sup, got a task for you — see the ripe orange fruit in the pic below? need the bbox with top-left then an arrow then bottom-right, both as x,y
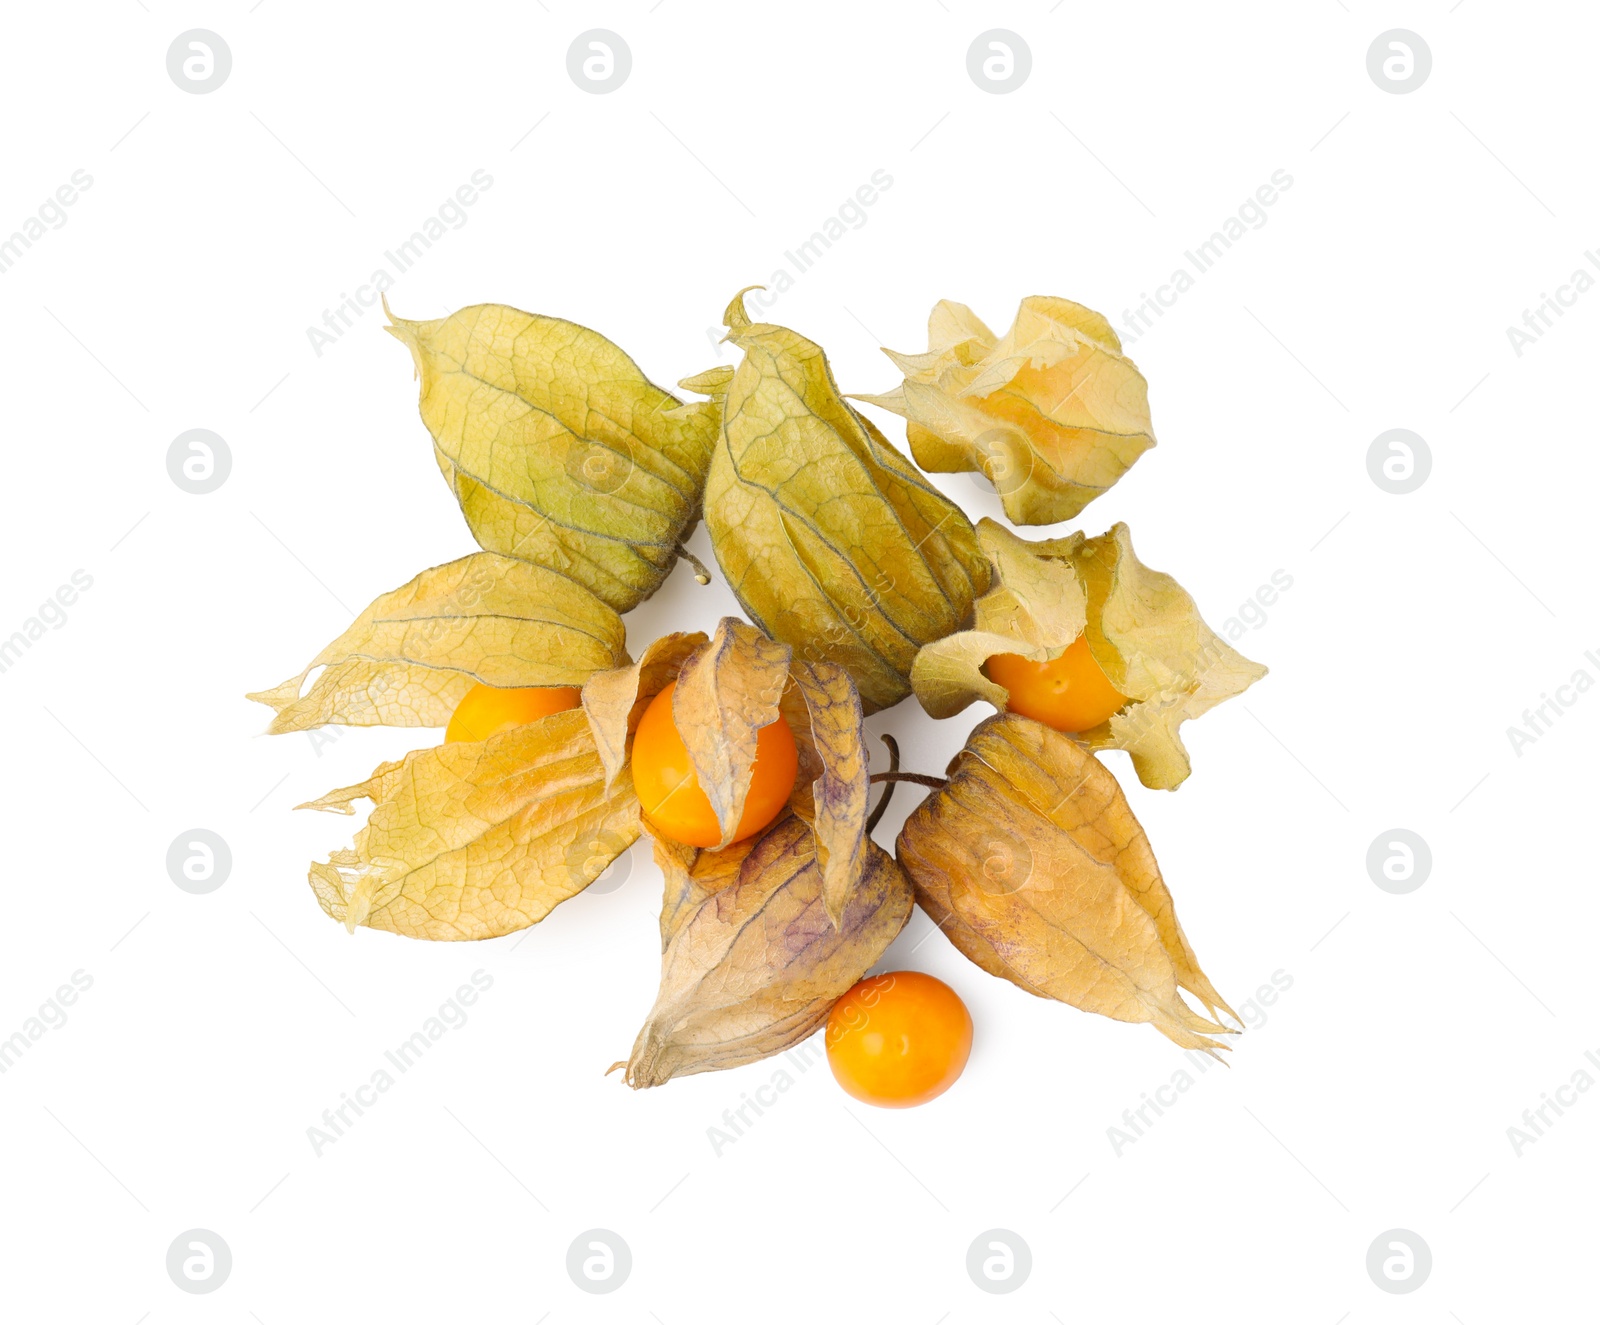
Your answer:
826,971 -> 973,1107
983,634 -> 1128,733
444,683 -> 581,743
630,681 -> 798,848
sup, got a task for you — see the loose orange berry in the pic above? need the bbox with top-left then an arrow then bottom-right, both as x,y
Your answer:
826,971 -> 973,1107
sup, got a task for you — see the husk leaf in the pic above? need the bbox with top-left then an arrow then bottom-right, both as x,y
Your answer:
671,617 -> 792,849
386,302 -> 720,612
622,813 -> 912,1087
911,519 -> 1265,790
690,290 -> 991,713
580,631 -> 708,792
896,713 -> 1235,1051
854,296 -> 1155,524
248,552 -> 627,733
301,708 -> 640,939
780,659 -> 871,928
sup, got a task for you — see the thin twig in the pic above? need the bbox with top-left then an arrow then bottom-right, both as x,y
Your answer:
866,734 -> 900,834
868,771 -> 947,790
675,543 -> 712,585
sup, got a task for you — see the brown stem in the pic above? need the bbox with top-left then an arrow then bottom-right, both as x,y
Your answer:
675,544 -> 713,585
865,734 -> 900,834
868,771 -> 948,790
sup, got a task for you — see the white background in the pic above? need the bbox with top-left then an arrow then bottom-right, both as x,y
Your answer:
1,2 -> 1594,1320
